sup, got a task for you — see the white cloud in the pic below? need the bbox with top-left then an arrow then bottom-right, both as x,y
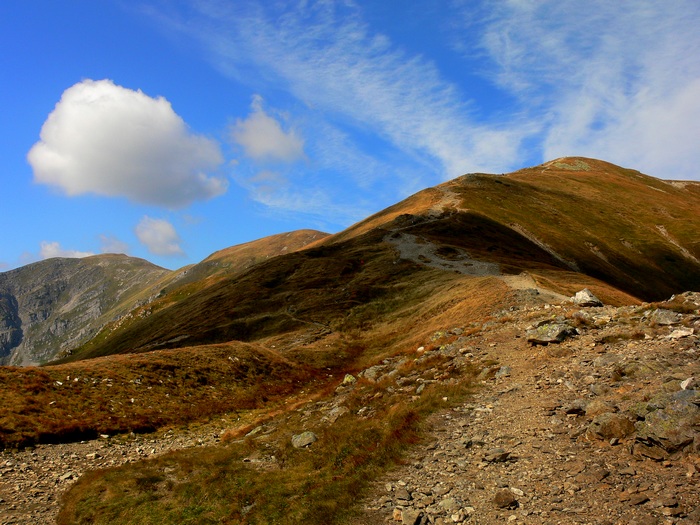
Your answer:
230,95 -> 305,163
473,0 -> 700,180
99,235 -> 130,255
28,79 -> 228,207
39,241 -> 95,260
135,216 -> 184,257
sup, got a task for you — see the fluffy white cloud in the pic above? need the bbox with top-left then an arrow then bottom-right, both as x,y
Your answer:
39,241 -> 94,260
230,96 -> 305,163
28,79 -> 228,207
135,216 -> 184,256
99,235 -> 130,255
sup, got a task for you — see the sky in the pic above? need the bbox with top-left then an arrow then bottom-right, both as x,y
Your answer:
2,1 -> 699,271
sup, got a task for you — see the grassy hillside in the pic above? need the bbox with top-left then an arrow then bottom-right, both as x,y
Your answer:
3,156 -> 694,524
60,158 -> 700,365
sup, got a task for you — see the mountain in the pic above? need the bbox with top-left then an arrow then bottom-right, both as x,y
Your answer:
1,157 -> 699,524
0,230 -> 328,366
60,157 -> 700,363
0,254 -> 169,365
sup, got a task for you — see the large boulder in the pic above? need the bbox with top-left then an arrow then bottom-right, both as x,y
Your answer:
526,322 -> 577,345
572,288 -> 603,307
634,390 -> 700,455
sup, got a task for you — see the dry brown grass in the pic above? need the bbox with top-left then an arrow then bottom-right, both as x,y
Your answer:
57,348 -> 477,525
0,342 -> 316,449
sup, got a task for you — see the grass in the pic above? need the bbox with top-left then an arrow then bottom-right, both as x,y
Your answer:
0,342 -> 315,449
57,351 -> 477,525
7,155 -> 695,521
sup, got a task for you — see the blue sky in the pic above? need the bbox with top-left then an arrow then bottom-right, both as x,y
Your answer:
2,1 -> 699,271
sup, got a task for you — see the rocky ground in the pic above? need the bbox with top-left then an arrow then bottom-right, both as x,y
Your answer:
0,418 -> 232,524
348,291 -> 700,525
1,290 -> 698,525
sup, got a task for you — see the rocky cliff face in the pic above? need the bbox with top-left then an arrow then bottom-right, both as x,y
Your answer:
0,255 -> 169,365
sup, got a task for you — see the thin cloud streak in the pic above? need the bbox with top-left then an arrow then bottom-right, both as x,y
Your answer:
470,0 -> 700,180
176,1 -> 529,178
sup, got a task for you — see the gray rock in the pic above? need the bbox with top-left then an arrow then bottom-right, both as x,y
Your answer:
326,406 -> 349,423
635,390 -> 700,453
650,308 -> 681,326
395,487 -> 412,501
438,496 -> 460,512
526,322 -> 577,345
572,288 -> 603,307
494,366 -> 511,378
361,365 -> 386,382
681,377 -> 697,390
291,431 -> 318,448
401,509 -> 424,525
668,327 -> 694,340
564,399 -> 588,415
483,448 -> 510,463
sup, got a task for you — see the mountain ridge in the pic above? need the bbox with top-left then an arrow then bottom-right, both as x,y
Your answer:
57,157 -> 700,364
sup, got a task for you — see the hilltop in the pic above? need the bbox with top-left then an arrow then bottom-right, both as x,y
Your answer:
0,254 -> 168,366
0,157 -> 697,524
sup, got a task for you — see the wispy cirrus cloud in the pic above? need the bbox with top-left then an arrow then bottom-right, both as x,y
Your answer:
467,0 -> 700,180
160,1 -> 528,179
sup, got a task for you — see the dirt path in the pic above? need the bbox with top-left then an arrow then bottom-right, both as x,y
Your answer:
345,299 -> 700,525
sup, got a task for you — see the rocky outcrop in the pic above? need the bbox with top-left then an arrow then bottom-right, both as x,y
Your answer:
0,255 -> 168,365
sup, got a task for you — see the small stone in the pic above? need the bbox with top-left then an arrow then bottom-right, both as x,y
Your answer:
401,509 -> 423,525
587,412 -> 635,440
669,328 -> 694,340
651,309 -> 680,326
291,431 -> 318,448
395,487 -> 411,501
680,377 -> 697,390
483,448 -> 510,463
493,489 -> 518,509
629,493 -> 650,505
495,366 -> 511,378
438,497 -> 459,512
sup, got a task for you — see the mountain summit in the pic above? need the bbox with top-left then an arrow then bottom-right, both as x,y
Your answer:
59,157 -> 700,363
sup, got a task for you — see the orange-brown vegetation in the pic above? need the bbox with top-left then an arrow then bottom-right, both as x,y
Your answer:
1,157 -> 698,523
